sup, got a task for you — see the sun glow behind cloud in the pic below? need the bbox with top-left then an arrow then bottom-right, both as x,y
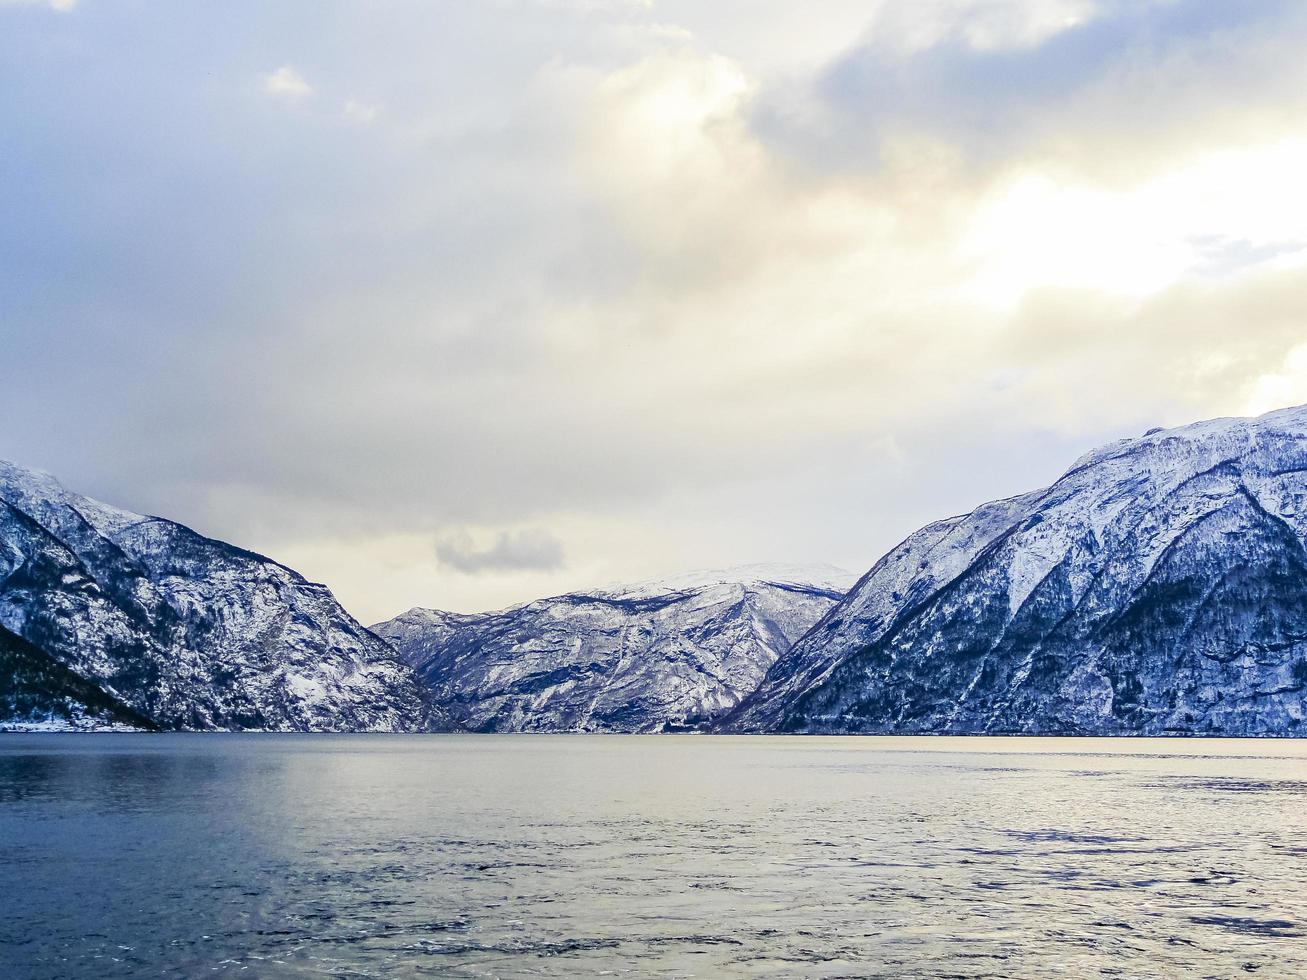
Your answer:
962,139 -> 1307,310
4,0 -> 1307,620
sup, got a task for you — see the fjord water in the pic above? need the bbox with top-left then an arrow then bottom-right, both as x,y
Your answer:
1,736 -> 1303,978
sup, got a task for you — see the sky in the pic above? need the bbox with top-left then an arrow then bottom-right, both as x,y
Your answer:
4,0 -> 1307,623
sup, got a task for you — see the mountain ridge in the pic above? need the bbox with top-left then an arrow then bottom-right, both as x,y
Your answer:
721,405 -> 1307,735
375,565 -> 853,732
7,404 -> 1307,736
0,459 -> 455,732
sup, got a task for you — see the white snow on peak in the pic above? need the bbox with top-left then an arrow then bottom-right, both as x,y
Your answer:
0,458 -> 148,537
600,563 -> 856,600
1060,403 -> 1307,479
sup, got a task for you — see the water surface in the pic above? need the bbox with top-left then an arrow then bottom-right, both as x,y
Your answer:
1,735 -> 1304,977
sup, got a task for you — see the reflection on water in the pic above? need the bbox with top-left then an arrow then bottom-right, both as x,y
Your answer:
0,735 -> 1304,978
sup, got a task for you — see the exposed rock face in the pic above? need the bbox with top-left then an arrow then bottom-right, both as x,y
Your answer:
374,566 -> 851,732
724,407 -> 1307,736
0,460 -> 454,732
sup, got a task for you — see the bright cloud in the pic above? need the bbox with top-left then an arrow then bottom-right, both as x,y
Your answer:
264,65 -> 312,99
1244,344 -> 1307,418
959,138 -> 1307,308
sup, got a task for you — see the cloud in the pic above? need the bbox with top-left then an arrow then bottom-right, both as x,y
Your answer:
1244,343 -> 1307,418
863,0 -> 1105,54
342,99 -> 378,124
754,0 -> 1307,178
953,138 -> 1307,309
264,65 -> 313,100
0,0 -> 75,10
5,0 -> 1307,621
436,528 -> 567,575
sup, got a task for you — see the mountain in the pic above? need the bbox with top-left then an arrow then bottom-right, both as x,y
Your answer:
0,460 -> 454,732
373,564 -> 852,732
723,406 -> 1307,736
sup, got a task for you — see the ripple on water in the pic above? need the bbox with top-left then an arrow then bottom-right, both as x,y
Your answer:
1188,915 -> 1302,937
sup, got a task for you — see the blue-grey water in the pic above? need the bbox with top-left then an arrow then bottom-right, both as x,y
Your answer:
0,735 -> 1304,978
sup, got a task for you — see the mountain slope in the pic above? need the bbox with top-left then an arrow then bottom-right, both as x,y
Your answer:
0,460 -> 454,732
374,565 -> 851,732
724,406 -> 1307,735
0,624 -> 158,731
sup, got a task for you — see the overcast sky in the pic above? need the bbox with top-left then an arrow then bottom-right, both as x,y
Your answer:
4,0 -> 1307,622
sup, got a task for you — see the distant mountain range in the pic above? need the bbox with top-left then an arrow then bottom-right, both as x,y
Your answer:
373,565 -> 852,732
5,405 -> 1307,735
0,461 -> 453,732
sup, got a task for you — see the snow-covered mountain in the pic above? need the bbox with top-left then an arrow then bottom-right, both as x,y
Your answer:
374,565 -> 852,732
724,406 -> 1307,736
0,460 -> 454,732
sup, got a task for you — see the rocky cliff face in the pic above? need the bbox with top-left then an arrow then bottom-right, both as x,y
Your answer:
724,407 -> 1307,735
0,460 -> 453,732
375,566 -> 850,732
